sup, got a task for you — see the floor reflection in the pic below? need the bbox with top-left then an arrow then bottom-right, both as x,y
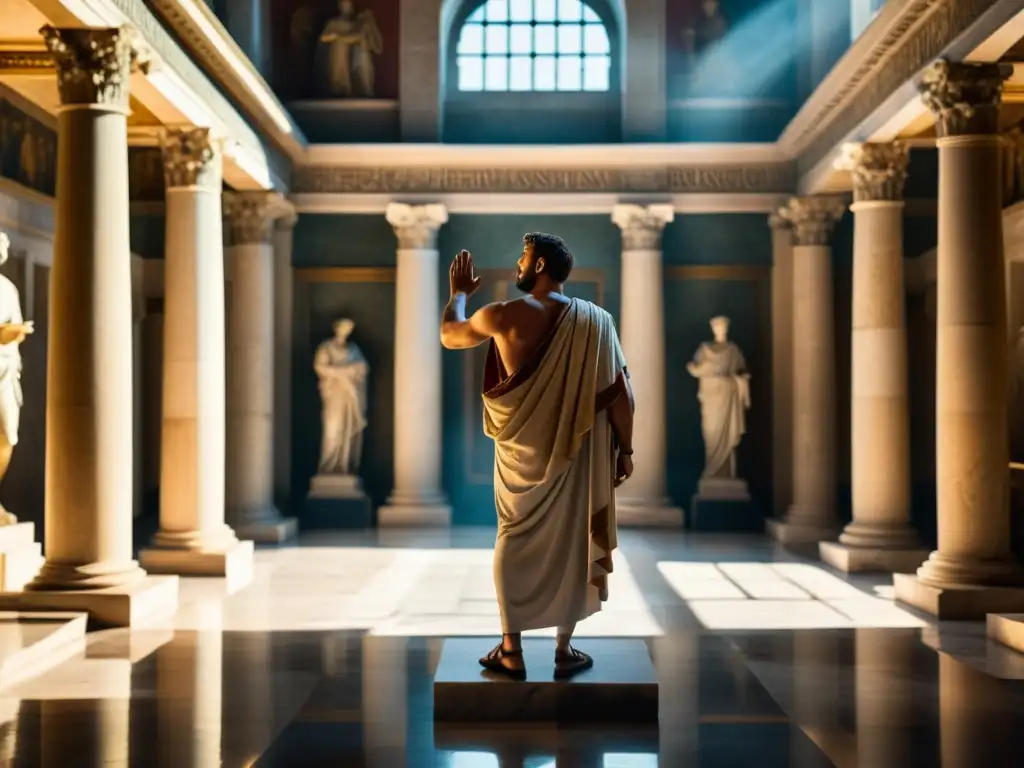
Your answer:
4,532 -> 1024,766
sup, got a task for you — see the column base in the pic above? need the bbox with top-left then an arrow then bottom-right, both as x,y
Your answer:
615,500 -> 683,528
378,503 -> 451,527
893,572 -> 1024,620
235,517 -> 298,544
765,517 -> 841,546
987,614 -> 1024,654
139,539 -> 254,591
819,541 -> 929,573
0,523 -> 44,591
0,575 -> 179,628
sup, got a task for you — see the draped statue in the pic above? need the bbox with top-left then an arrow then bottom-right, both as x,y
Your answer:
314,318 -> 369,477
687,316 -> 750,480
0,232 -> 32,526
316,0 -> 383,98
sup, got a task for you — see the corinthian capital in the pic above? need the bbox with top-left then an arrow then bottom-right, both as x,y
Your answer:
160,127 -> 223,190
41,25 -> 153,110
836,142 -> 910,203
385,203 -> 448,250
223,191 -> 283,246
611,204 -> 674,251
780,196 -> 846,247
918,59 -> 1011,137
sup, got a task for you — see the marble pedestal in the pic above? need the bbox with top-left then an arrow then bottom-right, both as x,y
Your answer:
689,478 -> 760,531
765,518 -> 841,546
433,638 -> 658,724
304,474 -> 373,529
0,576 -> 179,629
140,540 -> 254,593
0,523 -> 43,591
616,501 -> 684,528
892,573 -> 1024,620
819,541 -> 929,574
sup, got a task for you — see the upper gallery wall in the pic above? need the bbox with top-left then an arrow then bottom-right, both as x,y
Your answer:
264,0 -> 859,143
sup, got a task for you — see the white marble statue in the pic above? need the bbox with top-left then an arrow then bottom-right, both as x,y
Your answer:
314,318 -> 368,477
317,0 -> 383,98
0,232 -> 33,525
687,315 -> 750,481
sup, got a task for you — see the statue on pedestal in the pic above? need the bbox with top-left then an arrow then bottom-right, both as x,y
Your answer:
687,315 -> 750,498
0,232 -> 33,525
315,318 -> 368,477
316,0 -> 383,98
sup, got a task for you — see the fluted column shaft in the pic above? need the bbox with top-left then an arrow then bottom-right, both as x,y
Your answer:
379,203 -> 451,527
820,143 -> 926,572
766,196 -> 846,546
611,204 -> 681,527
29,27 -> 148,589
224,192 -> 297,543
894,60 -> 1024,618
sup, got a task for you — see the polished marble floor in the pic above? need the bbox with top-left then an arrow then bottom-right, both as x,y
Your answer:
2,528 -> 1024,766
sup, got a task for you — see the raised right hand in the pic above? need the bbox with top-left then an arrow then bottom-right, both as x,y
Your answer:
450,250 -> 482,297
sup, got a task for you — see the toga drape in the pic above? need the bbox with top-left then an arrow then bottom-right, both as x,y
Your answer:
481,298 -> 629,633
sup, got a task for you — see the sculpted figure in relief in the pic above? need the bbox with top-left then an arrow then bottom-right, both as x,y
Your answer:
315,318 -> 369,476
687,316 -> 750,480
316,0 -> 383,98
0,233 -> 33,525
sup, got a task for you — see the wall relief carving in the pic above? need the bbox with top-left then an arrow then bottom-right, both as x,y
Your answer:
0,100 -> 57,198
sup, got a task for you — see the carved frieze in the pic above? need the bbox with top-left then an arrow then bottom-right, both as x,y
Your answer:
918,59 -> 1010,137
384,203 -> 448,250
780,196 -> 847,247
293,164 -> 796,195
160,127 -> 223,190
223,191 -> 282,246
0,51 -> 53,75
837,142 -> 910,202
611,204 -> 674,251
41,26 -> 152,110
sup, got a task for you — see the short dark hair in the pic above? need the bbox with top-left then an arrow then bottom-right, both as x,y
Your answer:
524,232 -> 574,283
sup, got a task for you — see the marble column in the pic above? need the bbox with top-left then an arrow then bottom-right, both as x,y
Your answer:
272,207 -> 296,513
139,128 -> 254,587
223,191 -> 298,543
379,203 -> 451,527
611,204 -> 682,526
770,213 -> 795,516
765,195 -> 846,546
820,142 -> 928,573
0,27 -> 179,627
894,60 -> 1024,619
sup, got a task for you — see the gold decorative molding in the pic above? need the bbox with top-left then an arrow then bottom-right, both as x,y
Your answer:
0,50 -> 53,76
665,265 -> 770,283
294,165 -> 797,196
294,267 -> 395,283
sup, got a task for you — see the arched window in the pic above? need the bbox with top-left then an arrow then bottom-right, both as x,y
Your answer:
455,0 -> 612,93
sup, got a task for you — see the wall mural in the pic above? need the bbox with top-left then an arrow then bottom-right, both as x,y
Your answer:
666,0 -> 797,101
274,0 -> 399,101
0,100 -> 57,197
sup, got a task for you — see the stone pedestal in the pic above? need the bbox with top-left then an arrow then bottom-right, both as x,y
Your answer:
766,196 -> 846,546
223,192 -> 297,544
379,204 -> 451,527
0,27 -> 179,627
611,204 -> 683,528
690,477 -> 760,531
433,638 -> 658,724
0,523 -> 42,592
893,61 -> 1024,619
139,127 -> 253,588
304,474 -> 373,529
820,142 -> 926,573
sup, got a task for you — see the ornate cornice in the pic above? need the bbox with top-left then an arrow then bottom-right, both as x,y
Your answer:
611,204 -> 674,251
918,59 -> 1010,137
0,50 -> 53,75
41,26 -> 152,110
837,142 -> 910,202
293,164 -> 796,195
385,203 -> 448,250
223,191 -> 282,246
160,127 -> 223,190
791,0 -> 997,178
780,196 -> 847,247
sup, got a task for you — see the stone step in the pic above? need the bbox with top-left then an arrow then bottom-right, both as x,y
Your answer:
0,542 -> 43,591
0,611 -> 88,691
433,637 -> 659,724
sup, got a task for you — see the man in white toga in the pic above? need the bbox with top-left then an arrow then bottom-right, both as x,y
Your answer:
440,233 -> 635,680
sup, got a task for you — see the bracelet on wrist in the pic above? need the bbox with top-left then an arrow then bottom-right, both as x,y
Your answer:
619,449 -> 633,456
